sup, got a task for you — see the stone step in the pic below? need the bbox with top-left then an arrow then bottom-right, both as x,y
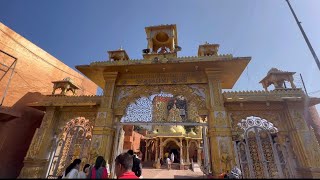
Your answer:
192,163 -> 202,173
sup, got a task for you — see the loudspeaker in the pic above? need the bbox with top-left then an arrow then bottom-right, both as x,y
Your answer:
174,45 -> 182,52
142,48 -> 150,54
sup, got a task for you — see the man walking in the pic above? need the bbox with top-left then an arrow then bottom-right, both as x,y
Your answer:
127,150 -> 142,178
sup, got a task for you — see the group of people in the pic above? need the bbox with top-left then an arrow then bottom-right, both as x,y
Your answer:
61,156 -> 108,179
165,152 -> 175,170
60,149 -> 142,179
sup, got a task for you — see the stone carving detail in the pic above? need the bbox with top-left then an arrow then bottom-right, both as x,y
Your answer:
187,102 -> 200,122
19,166 -> 44,179
301,130 -> 320,167
212,82 -> 222,107
115,87 -> 133,103
238,116 -> 278,134
214,111 -> 226,127
219,137 -> 232,173
89,135 -> 103,164
97,112 -> 107,118
290,110 -> 307,130
188,85 -> 206,99
230,111 -> 280,134
60,111 -> 96,125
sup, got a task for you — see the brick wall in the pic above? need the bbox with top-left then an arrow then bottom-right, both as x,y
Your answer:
0,22 -> 98,178
0,22 -> 98,107
123,125 -> 145,153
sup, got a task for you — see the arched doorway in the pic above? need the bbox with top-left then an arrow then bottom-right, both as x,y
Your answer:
234,116 -> 293,178
164,140 -> 181,163
47,117 -> 92,178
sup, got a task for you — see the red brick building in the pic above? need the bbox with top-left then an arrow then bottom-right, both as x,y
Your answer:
122,125 -> 146,153
0,22 -> 97,178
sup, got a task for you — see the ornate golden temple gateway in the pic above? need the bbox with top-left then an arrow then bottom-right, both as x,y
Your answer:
19,24 -> 320,178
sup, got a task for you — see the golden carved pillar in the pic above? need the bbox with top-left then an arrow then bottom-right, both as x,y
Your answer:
179,138 -> 183,169
19,107 -> 57,178
91,72 -> 118,166
205,69 -> 235,176
154,138 -> 161,169
186,139 -> 190,163
285,103 -> 320,178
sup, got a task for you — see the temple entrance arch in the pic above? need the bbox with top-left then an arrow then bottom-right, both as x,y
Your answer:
111,86 -> 209,175
114,84 -> 207,117
233,116 -> 294,179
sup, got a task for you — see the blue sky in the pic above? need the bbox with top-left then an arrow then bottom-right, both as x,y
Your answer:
1,0 -> 320,110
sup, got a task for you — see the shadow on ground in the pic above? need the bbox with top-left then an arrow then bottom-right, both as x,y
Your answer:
174,175 -> 206,179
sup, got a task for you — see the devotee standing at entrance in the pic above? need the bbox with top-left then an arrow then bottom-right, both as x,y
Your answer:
127,150 -> 142,178
62,159 -> 81,179
115,153 -> 139,179
78,164 -> 90,178
171,152 -> 175,163
89,156 -> 108,179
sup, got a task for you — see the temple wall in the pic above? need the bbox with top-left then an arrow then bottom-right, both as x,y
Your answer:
0,22 -> 98,107
308,106 -> 320,145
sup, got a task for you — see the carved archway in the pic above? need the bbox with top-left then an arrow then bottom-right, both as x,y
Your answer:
114,84 -> 207,114
229,111 -> 282,135
163,138 -> 181,148
47,117 -> 92,178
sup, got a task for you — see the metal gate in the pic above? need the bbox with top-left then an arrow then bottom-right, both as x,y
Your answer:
234,116 -> 293,178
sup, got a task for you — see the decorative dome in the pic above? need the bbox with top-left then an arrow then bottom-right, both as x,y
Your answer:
169,127 -> 177,133
172,125 -> 186,134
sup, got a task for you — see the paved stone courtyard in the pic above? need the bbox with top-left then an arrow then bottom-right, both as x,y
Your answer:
141,163 -> 206,179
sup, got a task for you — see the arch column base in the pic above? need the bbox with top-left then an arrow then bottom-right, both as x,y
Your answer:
18,159 -> 48,178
